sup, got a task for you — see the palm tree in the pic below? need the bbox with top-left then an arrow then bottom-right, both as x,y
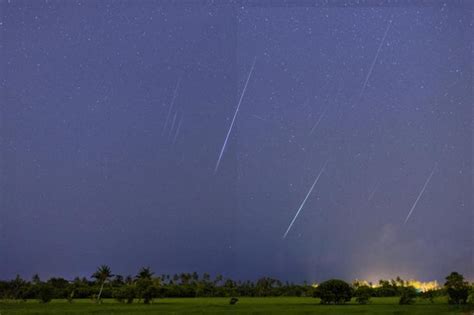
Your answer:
32,274 -> 41,285
136,267 -> 154,280
92,265 -> 113,302
125,275 -> 133,285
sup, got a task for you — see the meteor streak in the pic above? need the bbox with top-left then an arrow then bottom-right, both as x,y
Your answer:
283,161 -> 328,239
368,181 -> 380,201
162,77 -> 181,135
404,165 -> 436,224
172,116 -> 183,144
169,111 -> 178,137
309,108 -> 327,135
252,114 -> 267,121
214,57 -> 257,173
357,18 -> 392,102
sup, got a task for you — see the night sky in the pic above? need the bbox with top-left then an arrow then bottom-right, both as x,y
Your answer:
1,0 -> 472,283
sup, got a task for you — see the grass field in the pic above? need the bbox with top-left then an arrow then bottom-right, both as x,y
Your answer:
1,297 -> 473,314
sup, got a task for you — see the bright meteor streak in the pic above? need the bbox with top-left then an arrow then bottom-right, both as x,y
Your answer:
283,161 -> 328,239
404,165 -> 436,224
214,57 -> 257,173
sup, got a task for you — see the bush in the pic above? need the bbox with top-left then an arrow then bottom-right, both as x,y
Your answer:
399,286 -> 417,305
37,284 -> 54,303
354,285 -> 373,304
419,289 -> 436,303
315,279 -> 353,305
136,279 -> 158,304
467,288 -> 474,305
142,285 -> 157,304
445,272 -> 469,305
114,285 -> 135,304
229,297 -> 239,305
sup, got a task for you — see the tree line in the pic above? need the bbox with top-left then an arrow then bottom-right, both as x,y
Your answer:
0,266 -> 472,306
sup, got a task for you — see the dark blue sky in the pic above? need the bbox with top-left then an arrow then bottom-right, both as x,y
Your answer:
1,0 -> 472,283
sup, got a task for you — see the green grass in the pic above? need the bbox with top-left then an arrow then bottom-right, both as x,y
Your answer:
1,297 -> 473,314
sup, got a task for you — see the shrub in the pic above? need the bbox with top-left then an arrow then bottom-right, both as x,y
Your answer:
399,286 -> 417,305
37,284 -> 54,303
354,285 -> 373,304
419,289 -> 436,303
142,285 -> 157,304
467,288 -> 474,305
114,285 -> 135,304
136,279 -> 158,304
229,297 -> 239,305
445,272 -> 469,305
315,279 -> 353,305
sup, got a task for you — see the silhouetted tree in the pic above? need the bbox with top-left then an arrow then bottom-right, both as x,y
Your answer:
37,283 -> 54,303
136,267 -> 154,281
114,284 -> 136,304
354,285 -> 373,304
445,272 -> 469,304
32,274 -> 41,285
314,279 -> 353,304
135,267 -> 158,304
399,286 -> 417,305
92,265 -> 113,302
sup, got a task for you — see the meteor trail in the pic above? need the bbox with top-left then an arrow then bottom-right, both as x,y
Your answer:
368,181 -> 380,201
404,165 -> 436,224
169,111 -> 178,137
214,57 -> 257,173
162,77 -> 181,135
252,114 -> 267,121
309,108 -> 327,135
283,161 -> 328,239
172,116 -> 183,144
357,18 -> 392,102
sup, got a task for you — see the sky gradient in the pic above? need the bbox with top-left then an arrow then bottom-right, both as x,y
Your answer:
1,0 -> 472,283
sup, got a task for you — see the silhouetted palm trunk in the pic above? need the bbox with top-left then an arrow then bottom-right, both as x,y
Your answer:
97,281 -> 105,302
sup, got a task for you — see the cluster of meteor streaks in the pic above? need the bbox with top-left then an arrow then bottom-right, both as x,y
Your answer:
158,17 -> 439,241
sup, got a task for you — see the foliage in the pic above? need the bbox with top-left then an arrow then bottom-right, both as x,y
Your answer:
399,286 -> 417,305
229,297 -> 239,304
354,285 -> 373,304
374,279 -> 399,297
419,289 -> 436,303
37,284 -> 54,303
113,285 -> 135,304
467,287 -> 474,305
444,272 -> 469,305
314,279 -> 353,304
92,265 -> 113,302
2,269 -> 472,306
135,267 -> 159,304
